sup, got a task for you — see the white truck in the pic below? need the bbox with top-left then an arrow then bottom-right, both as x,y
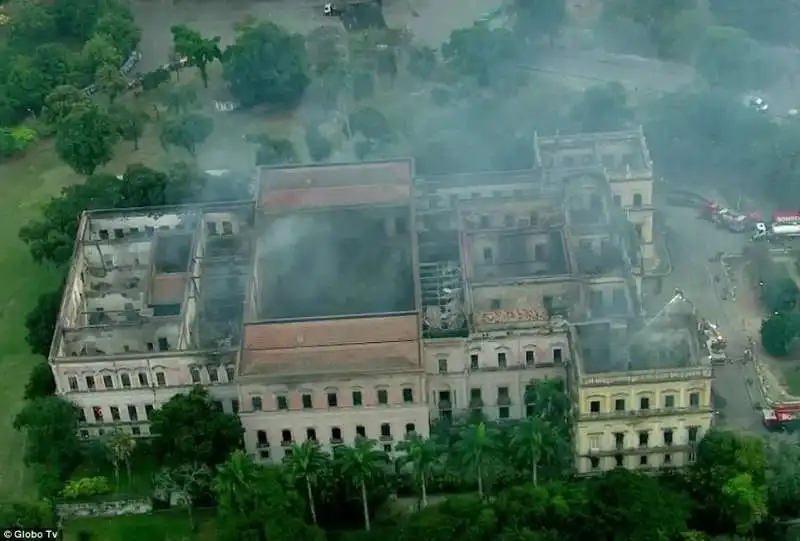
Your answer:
753,212 -> 800,241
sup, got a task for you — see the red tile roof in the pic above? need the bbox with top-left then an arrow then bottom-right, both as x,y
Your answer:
239,341 -> 420,376
244,314 -> 419,350
258,161 -> 412,210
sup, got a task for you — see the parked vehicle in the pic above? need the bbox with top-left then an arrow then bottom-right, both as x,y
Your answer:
701,201 -> 761,233
752,211 -> 800,241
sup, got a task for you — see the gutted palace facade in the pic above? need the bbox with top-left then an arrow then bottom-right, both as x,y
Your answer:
50,128 -> 708,470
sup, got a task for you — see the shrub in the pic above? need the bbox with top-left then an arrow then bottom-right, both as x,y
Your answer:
61,476 -> 112,500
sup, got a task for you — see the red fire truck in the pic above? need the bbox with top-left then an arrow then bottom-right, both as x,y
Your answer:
762,403 -> 800,430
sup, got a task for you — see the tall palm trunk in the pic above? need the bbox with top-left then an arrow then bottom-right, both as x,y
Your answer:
532,458 -> 538,487
360,479 -> 371,531
420,477 -> 428,508
477,464 -> 484,499
306,478 -> 318,524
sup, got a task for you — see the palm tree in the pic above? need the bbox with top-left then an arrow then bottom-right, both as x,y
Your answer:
510,418 -> 551,486
452,422 -> 496,499
335,437 -> 388,531
212,449 -> 260,517
106,429 -> 136,486
284,440 -> 329,524
395,434 -> 440,508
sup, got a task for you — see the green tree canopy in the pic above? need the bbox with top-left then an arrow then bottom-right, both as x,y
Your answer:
222,20 -> 310,108
570,82 -> 634,133
150,386 -> 244,467
171,25 -> 223,88
55,104 -> 119,175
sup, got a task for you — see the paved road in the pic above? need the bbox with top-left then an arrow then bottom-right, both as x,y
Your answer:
649,203 -> 767,434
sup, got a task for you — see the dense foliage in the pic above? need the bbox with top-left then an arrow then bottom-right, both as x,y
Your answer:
0,0 -> 140,126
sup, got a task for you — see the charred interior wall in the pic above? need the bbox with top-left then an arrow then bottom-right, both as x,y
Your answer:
257,207 -> 415,319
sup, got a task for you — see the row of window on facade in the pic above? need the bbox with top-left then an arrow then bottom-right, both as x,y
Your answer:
436,386 -> 536,421
72,335 -> 174,354
79,424 -> 151,440
95,218 -> 241,242
587,392 -> 703,414
436,349 -> 563,374
80,398 -> 239,426
66,364 -> 235,392
612,193 -> 645,208
588,451 -> 694,471
588,426 -> 701,452
249,387 -> 416,412
78,404 -> 155,425
254,422 -> 417,460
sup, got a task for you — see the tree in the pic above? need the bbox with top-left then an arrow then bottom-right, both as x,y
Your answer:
570,82 -> 634,133
24,287 -> 64,357
765,437 -> 800,518
587,470 -> 691,541
140,68 -> 171,92
709,0 -> 800,47
722,473 -> 768,536
6,55 -> 52,115
396,434 -> 440,508
442,25 -> 519,87
24,362 -> 56,400
13,396 -> 81,492
95,63 -> 127,103
160,113 -> 213,156
510,418 -> 552,486
94,8 -> 141,57
150,386 -> 244,467
0,501 -> 56,530
284,440 -> 329,524
335,437 -> 388,531
55,104 -> 119,175
111,106 -> 148,150
761,313 -> 794,357
452,422 -> 497,499
245,133 -> 298,166
155,463 -> 212,530
690,430 -> 767,533
222,20 -> 310,108
694,26 -> 764,90
510,0 -> 567,46
171,25 -> 222,88
51,0 -> 106,41
305,125 -> 333,162
80,35 -> 122,82
213,450 -> 324,541
106,429 -> 136,486
349,107 -> 393,143
600,0 -> 696,57
42,85 -> 90,126
8,0 -> 58,49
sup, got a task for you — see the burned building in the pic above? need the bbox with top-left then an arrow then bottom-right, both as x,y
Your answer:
49,203 -> 252,438
418,152 -> 640,423
238,160 -> 428,461
573,292 -> 714,473
52,130 -> 672,465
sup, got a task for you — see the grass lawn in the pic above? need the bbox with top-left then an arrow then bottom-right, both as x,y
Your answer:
0,70 -> 293,501
782,365 -> 800,397
63,509 -> 216,541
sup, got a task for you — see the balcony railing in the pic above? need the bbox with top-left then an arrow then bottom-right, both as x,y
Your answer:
580,367 -> 713,387
380,434 -> 393,442
579,405 -> 712,421
586,442 -> 696,457
256,441 -> 270,449
280,440 -> 293,447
